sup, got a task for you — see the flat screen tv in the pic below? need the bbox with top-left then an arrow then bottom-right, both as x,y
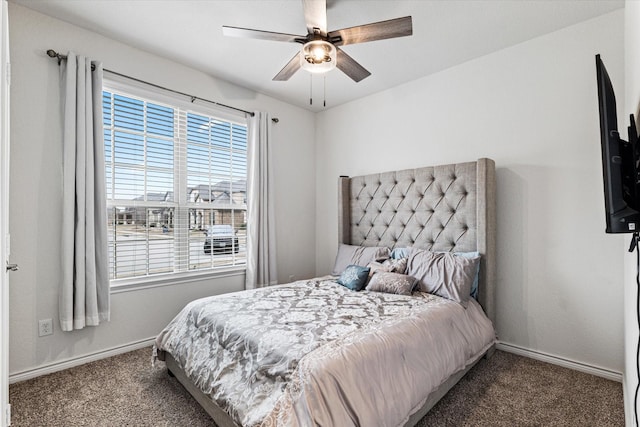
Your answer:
596,54 -> 640,233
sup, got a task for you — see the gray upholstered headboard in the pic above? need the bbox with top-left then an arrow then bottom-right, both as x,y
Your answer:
338,158 -> 496,323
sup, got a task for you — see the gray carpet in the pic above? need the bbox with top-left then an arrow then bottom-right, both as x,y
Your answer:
9,348 -> 623,426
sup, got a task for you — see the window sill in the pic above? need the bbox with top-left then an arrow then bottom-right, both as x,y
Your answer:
110,267 -> 246,294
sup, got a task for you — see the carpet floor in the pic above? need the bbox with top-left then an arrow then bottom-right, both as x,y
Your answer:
9,348 -> 623,426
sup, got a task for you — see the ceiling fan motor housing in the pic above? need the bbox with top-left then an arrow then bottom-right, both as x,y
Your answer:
301,40 -> 337,73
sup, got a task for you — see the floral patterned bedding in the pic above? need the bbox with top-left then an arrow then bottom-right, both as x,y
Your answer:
154,277 -> 496,427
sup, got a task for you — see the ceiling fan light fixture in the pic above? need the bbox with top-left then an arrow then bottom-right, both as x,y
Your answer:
300,40 -> 336,74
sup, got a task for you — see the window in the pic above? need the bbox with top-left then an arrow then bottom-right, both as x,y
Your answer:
103,86 -> 247,282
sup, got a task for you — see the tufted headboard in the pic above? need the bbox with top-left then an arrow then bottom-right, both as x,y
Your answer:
337,158 -> 496,322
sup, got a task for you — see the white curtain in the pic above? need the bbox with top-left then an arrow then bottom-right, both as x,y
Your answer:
246,112 -> 278,289
59,52 -> 110,331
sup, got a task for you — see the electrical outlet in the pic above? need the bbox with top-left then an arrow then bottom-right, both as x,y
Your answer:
38,318 -> 53,337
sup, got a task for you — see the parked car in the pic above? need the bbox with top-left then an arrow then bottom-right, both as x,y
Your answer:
203,224 -> 239,254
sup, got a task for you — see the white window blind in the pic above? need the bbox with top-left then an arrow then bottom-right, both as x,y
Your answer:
103,88 -> 247,281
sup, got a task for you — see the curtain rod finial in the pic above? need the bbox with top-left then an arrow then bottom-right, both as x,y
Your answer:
271,118 -> 279,123
46,49 -> 58,58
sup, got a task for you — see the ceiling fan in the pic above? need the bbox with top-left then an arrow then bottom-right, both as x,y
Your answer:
222,0 -> 413,83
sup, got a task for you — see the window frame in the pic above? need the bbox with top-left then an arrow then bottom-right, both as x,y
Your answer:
103,76 -> 249,290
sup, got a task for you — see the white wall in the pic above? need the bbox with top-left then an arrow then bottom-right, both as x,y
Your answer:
7,3 -> 316,375
7,0 -> 628,385
315,11 -> 625,373
624,1 -> 640,423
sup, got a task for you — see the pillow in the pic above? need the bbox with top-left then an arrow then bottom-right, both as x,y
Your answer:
406,249 -> 480,307
435,251 -> 481,299
390,247 -> 413,260
332,244 -> 390,275
453,251 -> 481,299
366,272 -> 417,296
367,257 -> 408,278
337,265 -> 371,291
385,257 -> 408,274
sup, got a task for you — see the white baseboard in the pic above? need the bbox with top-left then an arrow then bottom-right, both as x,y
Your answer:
9,337 -> 156,384
9,338 -> 622,385
496,341 -> 622,383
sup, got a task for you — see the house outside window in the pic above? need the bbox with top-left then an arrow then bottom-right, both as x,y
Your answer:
103,81 -> 248,284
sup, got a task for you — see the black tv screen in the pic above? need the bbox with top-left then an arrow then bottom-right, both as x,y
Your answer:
596,54 -> 640,233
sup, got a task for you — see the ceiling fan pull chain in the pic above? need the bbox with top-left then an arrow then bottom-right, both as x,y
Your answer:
323,75 -> 327,108
310,74 -> 313,105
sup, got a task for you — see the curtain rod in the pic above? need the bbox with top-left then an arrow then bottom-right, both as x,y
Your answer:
46,49 -> 280,123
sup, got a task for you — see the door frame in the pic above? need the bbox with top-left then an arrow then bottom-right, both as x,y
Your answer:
1,0 -> 10,425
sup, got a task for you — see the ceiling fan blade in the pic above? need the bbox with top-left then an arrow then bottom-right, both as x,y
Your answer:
336,48 -> 370,83
273,52 -> 303,81
328,16 -> 413,46
223,26 -> 304,43
302,0 -> 327,35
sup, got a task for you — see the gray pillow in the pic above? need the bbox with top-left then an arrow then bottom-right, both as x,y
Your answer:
366,272 -> 417,296
406,249 -> 480,307
332,244 -> 390,275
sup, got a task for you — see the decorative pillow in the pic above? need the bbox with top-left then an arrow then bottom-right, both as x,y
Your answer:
366,272 -> 417,296
337,265 -> 371,291
332,244 -> 390,275
390,247 -> 413,260
367,257 -> 408,278
406,249 -> 480,307
384,257 -> 408,274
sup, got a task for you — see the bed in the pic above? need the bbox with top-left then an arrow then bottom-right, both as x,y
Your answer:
154,158 -> 497,427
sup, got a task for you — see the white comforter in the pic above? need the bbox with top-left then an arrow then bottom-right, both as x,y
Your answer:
155,278 -> 496,427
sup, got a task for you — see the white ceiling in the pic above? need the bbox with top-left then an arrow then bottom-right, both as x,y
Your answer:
11,0 -> 624,112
